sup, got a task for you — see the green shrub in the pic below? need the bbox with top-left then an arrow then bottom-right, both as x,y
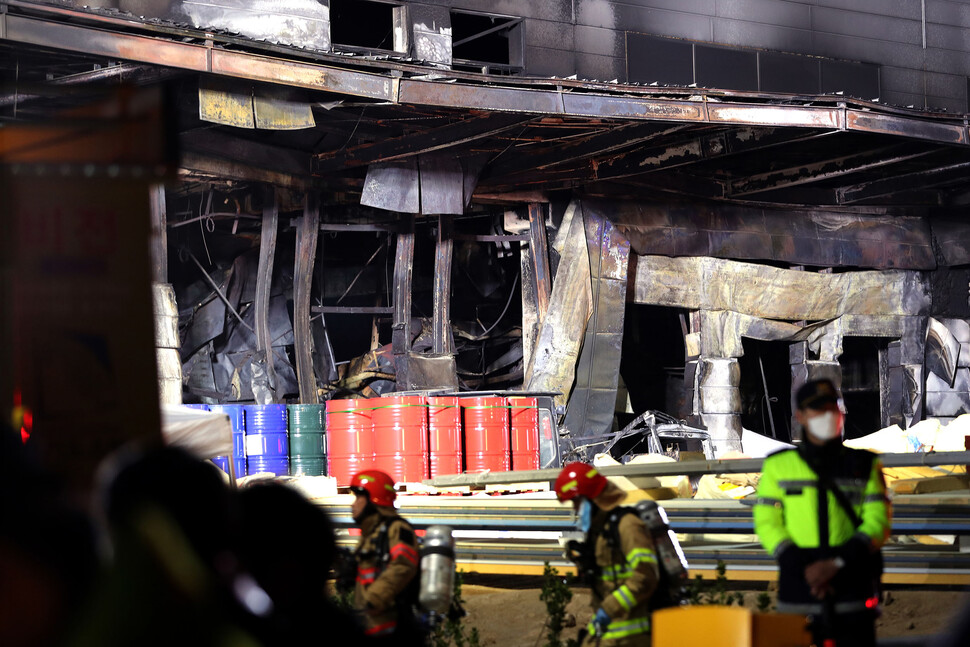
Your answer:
686,561 -> 744,606
539,563 -> 579,647
429,571 -> 481,647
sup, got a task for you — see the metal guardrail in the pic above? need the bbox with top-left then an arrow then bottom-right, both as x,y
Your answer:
320,498 -> 970,536
328,452 -> 970,583
424,451 -> 970,487
320,491 -> 970,583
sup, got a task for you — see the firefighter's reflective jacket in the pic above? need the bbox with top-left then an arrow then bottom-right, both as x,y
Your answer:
753,444 -> 891,615
353,506 -> 419,637
584,507 -> 660,645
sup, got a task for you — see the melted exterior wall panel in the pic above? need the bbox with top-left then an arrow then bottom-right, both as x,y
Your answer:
609,201 -> 936,270
43,1 -> 970,110
633,255 -> 931,321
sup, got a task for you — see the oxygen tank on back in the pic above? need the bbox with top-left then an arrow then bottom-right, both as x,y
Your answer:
419,525 -> 455,614
634,499 -> 689,607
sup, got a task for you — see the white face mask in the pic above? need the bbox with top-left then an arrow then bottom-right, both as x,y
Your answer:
806,411 -> 841,441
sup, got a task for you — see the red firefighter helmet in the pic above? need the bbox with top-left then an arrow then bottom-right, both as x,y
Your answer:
554,462 -> 607,502
350,469 -> 397,507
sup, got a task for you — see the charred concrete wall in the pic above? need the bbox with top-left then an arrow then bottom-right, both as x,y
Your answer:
47,1 -> 970,113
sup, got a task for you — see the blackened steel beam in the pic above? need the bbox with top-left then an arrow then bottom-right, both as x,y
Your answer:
433,215 -> 453,355
726,144 -> 942,197
594,127 -> 836,182
319,223 -> 400,233
627,172 -> 726,199
527,202 -> 551,327
180,151 -> 311,190
838,159 -> 970,204
255,186 -> 280,402
453,233 -> 529,242
149,183 -> 167,284
181,130 -> 311,178
313,113 -> 532,173
294,193 -> 320,404
479,127 -> 830,191
847,110 -> 969,146
5,4 -> 968,147
312,306 -> 394,315
392,215 -> 415,388
485,123 -> 691,179
2,12 -> 394,100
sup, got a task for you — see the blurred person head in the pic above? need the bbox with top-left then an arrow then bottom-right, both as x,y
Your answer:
236,482 -> 365,646
236,482 -> 337,606
349,469 -> 396,523
98,444 -> 237,572
795,379 -> 846,446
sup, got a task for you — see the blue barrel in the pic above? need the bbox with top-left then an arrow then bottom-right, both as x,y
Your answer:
209,404 -> 247,478
184,405 -> 230,475
211,456 -> 230,472
243,404 -> 289,476
288,404 -> 326,476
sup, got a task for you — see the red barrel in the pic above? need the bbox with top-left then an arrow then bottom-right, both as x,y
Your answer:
509,397 -> 540,471
372,396 -> 429,484
326,399 -> 375,486
428,397 -> 463,478
461,396 -> 510,472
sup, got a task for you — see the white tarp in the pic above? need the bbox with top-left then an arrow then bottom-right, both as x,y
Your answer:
844,415 -> 970,454
160,404 -> 232,460
740,429 -> 795,458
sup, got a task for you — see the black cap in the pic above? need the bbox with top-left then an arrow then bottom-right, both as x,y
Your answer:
796,379 -> 841,411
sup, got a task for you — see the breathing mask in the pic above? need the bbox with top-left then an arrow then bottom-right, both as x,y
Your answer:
575,498 -> 593,533
806,410 -> 842,441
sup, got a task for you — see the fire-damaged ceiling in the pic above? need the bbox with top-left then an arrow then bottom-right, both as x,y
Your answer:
4,0 -> 970,212
5,0 -> 970,444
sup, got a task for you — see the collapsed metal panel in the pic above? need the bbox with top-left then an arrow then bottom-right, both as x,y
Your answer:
182,0 -> 331,51
608,200 -> 936,270
633,255 -> 930,321
525,201 -> 592,409
562,203 -> 630,440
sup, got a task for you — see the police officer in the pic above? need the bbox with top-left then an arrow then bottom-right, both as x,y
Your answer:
349,469 -> 420,643
753,379 -> 891,647
555,462 -> 659,646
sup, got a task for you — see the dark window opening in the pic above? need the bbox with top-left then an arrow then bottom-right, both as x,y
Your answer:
738,338 -> 792,442
330,0 -> 399,52
839,337 -> 888,440
450,10 -> 522,69
318,230 -> 393,363
626,34 -> 693,86
619,305 -> 688,426
694,45 -> 758,91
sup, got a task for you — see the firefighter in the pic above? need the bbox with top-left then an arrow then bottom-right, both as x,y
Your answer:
555,462 -> 659,646
349,469 -> 420,643
753,378 -> 891,647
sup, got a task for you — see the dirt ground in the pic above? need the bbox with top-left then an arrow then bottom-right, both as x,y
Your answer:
459,578 -> 967,647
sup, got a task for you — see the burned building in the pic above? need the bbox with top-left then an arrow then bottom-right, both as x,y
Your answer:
4,0 -> 970,457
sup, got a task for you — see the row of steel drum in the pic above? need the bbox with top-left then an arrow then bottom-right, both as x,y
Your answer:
187,396 -> 541,485
185,403 -> 326,478
326,395 -> 541,486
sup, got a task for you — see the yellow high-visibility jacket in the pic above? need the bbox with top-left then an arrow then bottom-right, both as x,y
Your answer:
583,507 -> 659,645
753,444 -> 891,614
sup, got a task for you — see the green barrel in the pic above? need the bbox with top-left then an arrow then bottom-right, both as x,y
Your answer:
287,404 -> 327,476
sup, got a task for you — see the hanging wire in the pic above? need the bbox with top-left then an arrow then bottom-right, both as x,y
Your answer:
471,272 -> 520,340
199,190 -> 213,265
